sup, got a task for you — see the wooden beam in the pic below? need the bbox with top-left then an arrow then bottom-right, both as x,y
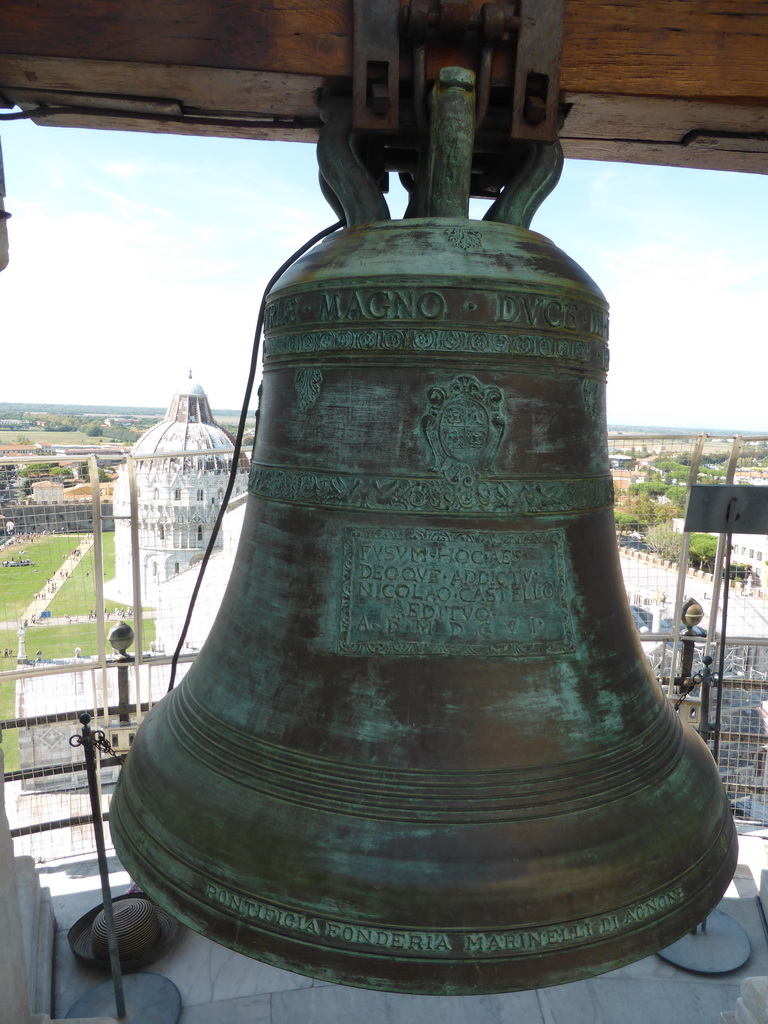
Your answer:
0,55 -> 325,129
561,92 -> 768,173
3,0 -> 768,99
561,0 -> 768,102
1,1 -> 767,172
0,0 -> 352,78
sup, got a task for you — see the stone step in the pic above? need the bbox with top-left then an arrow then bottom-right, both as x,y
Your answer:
14,854 -> 56,1017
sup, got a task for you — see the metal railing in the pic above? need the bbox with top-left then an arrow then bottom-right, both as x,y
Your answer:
0,450 -> 226,859
609,431 -> 768,824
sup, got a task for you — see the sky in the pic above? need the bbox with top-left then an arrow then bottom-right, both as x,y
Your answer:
1,115 -> 766,432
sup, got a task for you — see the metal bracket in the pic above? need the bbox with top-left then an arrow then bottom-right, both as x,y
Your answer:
511,0 -> 563,142
352,0 -> 564,142
353,0 -> 401,131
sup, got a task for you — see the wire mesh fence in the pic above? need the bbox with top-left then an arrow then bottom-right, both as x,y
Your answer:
2,435 -> 768,862
608,431 -> 768,825
0,450 -> 229,860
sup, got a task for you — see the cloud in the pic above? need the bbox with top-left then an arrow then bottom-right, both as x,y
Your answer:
3,195 -> 271,407
603,239 -> 768,430
104,161 -> 142,180
85,186 -> 172,220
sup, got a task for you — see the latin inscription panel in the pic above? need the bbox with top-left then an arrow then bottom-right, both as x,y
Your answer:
339,526 -> 574,656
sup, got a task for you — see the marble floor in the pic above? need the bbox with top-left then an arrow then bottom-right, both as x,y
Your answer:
43,835 -> 768,1024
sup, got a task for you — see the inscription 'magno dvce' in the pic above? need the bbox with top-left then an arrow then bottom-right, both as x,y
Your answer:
265,287 -> 608,339
339,527 -> 574,656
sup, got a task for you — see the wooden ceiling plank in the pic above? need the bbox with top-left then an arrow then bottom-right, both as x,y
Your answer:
562,93 -> 768,143
563,137 -> 768,174
8,109 -> 320,142
0,1 -> 351,77
561,0 -> 768,100
1,1 -> 768,101
0,55 -> 326,119
1,2 -> 767,171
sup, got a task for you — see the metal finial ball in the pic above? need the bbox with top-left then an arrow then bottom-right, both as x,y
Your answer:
109,621 -> 135,654
681,598 -> 704,632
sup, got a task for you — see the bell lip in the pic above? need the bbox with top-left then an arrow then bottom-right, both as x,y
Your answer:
111,802 -> 737,995
110,675 -> 738,995
104,879 -> 738,996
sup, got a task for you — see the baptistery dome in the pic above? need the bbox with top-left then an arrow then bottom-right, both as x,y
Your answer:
113,377 -> 249,603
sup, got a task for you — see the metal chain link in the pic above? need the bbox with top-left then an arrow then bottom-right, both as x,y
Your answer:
70,726 -> 126,764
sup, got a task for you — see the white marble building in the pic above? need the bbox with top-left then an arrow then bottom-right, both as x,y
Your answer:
113,377 -> 248,607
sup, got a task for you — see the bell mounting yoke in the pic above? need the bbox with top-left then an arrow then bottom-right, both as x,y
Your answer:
352,0 -> 564,143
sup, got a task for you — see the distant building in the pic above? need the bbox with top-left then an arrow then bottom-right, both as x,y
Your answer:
611,469 -> 646,497
62,482 -> 115,503
112,377 -> 249,604
31,480 -> 64,504
49,444 -> 128,459
672,518 -> 767,592
731,532 -> 768,588
152,493 -> 248,654
0,443 -> 43,457
735,469 -> 768,486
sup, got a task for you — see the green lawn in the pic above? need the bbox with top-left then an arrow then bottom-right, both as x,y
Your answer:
0,534 -> 91,621
0,532 -> 128,626
0,617 -> 156,663
47,533 -> 122,617
0,522 -> 164,778
4,429 -> 136,445
1,528 -> 156,758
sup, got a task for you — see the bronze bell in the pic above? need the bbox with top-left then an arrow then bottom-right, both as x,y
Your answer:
111,70 -> 736,994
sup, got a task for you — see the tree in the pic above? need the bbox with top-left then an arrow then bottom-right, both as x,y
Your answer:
688,533 -> 718,572
629,481 -> 666,499
614,511 -> 637,534
623,490 -> 669,529
653,459 -> 690,477
19,463 -> 73,481
662,484 -> 688,518
645,522 -> 683,562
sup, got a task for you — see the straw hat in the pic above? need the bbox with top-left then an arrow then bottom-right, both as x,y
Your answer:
68,893 -> 182,971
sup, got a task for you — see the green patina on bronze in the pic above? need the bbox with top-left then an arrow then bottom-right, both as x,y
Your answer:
110,68 -> 737,995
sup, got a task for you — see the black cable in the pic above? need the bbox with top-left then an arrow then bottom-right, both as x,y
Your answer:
166,217 -> 344,692
0,109 -> 42,120
0,106 -> 320,132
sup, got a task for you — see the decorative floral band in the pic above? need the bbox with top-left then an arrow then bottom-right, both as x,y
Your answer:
248,464 -> 614,515
265,328 -> 608,368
